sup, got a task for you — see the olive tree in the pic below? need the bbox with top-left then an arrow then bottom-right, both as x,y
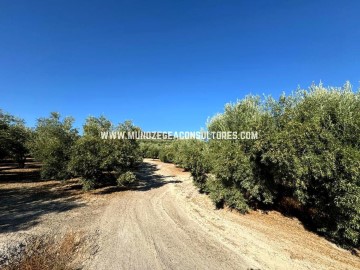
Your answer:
28,112 -> 78,179
69,116 -> 142,190
0,109 -> 30,167
205,83 -> 360,247
207,96 -> 275,212
262,83 -> 360,247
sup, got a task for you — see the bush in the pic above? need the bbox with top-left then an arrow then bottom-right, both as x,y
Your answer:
140,141 -> 177,161
3,232 -> 80,270
80,177 -> 97,191
206,175 -> 226,208
117,171 -> 136,187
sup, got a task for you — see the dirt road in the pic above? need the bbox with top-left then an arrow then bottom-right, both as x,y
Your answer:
88,159 -> 360,270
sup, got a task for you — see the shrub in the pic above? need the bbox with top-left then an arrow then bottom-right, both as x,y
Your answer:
3,232 -> 80,270
117,171 -> 136,187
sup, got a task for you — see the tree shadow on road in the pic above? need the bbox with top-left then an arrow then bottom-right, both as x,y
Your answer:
133,162 -> 182,192
0,160 -> 180,234
94,162 -> 182,195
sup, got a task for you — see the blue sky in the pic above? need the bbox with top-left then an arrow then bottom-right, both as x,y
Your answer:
1,0 -> 359,131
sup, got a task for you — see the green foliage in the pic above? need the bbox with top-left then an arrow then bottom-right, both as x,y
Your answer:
2,82 -> 359,248
205,175 -> 226,208
158,139 -> 211,191
0,110 -> 30,167
69,117 -> 141,189
140,141 -> 162,159
140,140 -> 178,161
148,144 -> 160,159
205,175 -> 249,212
260,83 -> 360,247
68,136 -> 105,184
80,177 -> 96,191
208,96 -> 275,207
204,83 -> 360,247
159,144 -> 175,163
178,140 -> 210,191
28,112 -> 78,179
117,171 -> 136,187
162,83 -> 359,247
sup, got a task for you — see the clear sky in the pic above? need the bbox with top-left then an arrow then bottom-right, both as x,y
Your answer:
1,0 -> 359,131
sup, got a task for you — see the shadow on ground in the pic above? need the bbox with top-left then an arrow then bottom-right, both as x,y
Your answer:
93,161 -> 182,195
134,162 -> 182,191
0,159 -> 44,184
0,183 -> 85,233
0,160 -> 179,233
0,160 -> 85,233
0,184 -> 85,233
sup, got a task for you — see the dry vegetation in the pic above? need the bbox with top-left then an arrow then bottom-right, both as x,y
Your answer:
3,232 -> 80,270
0,160 -> 102,269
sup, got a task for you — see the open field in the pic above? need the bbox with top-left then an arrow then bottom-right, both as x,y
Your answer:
1,159 -> 359,269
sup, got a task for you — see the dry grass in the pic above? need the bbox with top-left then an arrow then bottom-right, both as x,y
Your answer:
3,232 -> 81,270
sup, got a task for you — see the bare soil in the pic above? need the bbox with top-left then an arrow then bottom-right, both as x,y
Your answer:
1,159 -> 359,269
